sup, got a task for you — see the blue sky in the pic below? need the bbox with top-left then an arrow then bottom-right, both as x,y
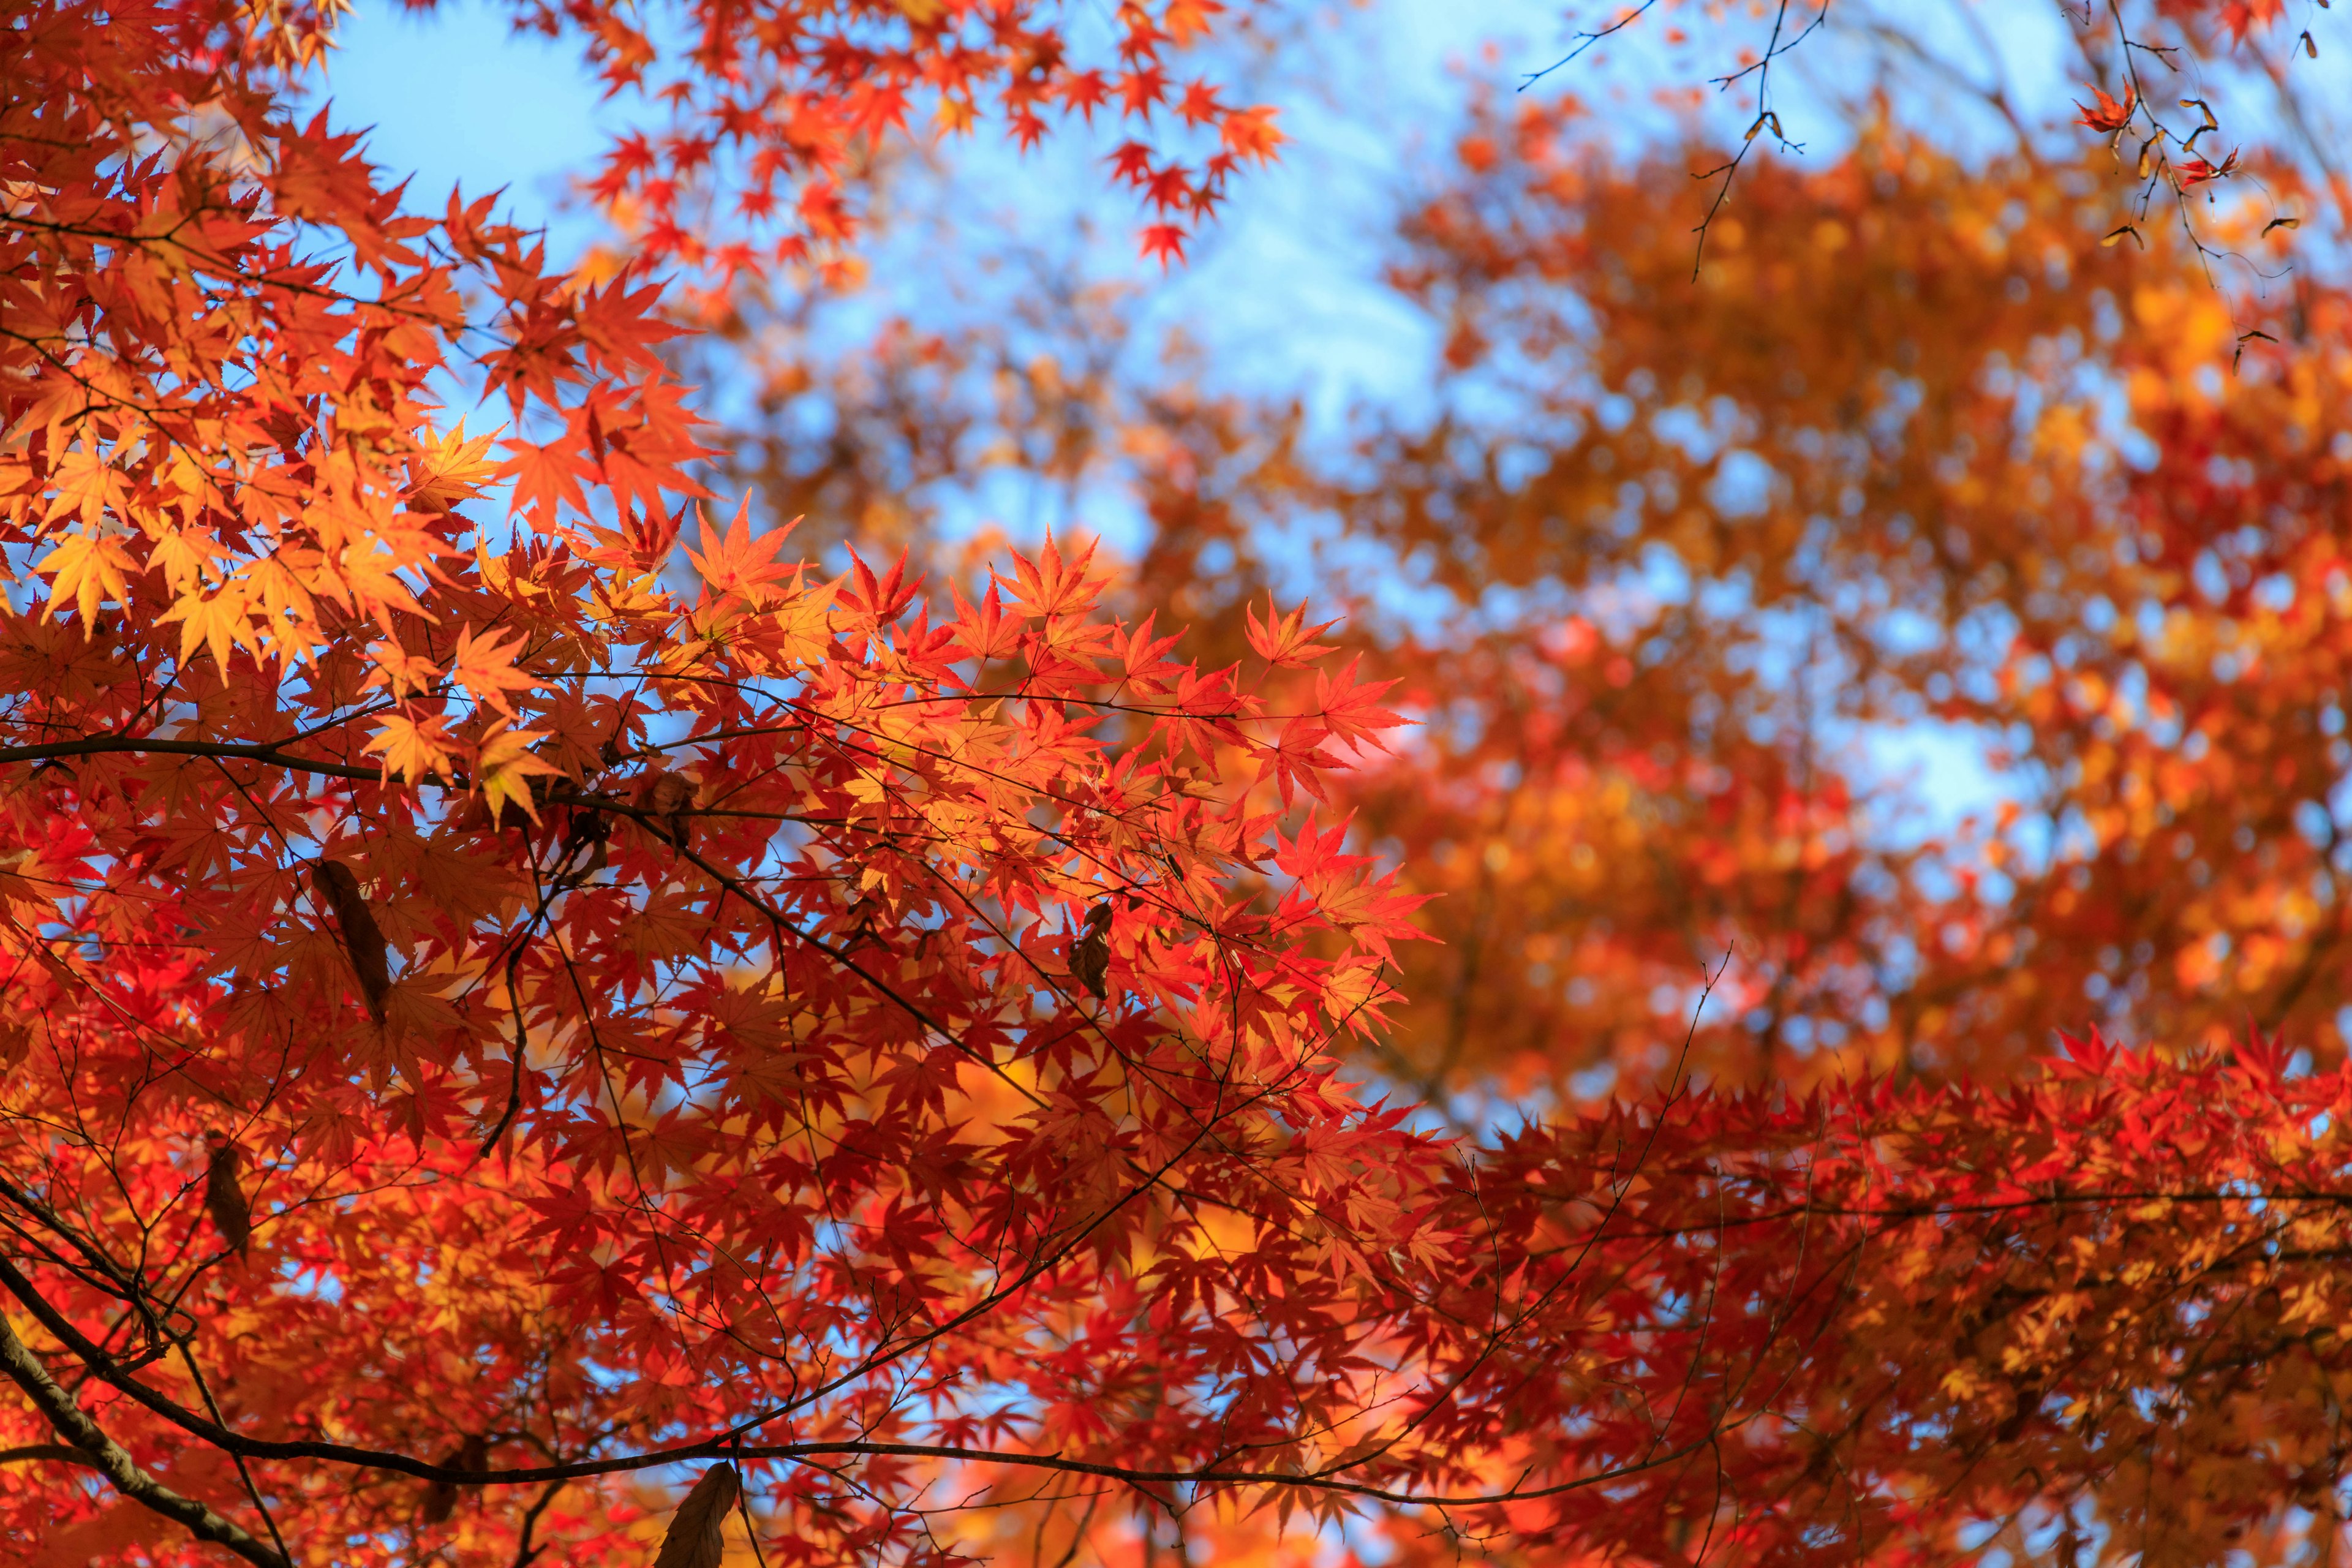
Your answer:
303,4 -> 615,256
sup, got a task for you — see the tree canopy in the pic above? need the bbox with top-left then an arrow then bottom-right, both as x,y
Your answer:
7,0 -> 2352,1565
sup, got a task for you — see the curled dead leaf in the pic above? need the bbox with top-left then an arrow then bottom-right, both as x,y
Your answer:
311,859 -> 391,1023
638,770 -> 695,853
652,1461 -> 740,1568
1072,901 -> 1113,1001
203,1131 -> 249,1256
421,1432 -> 488,1524
554,810 -> 613,891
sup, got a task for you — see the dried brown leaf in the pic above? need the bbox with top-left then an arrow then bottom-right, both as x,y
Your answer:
203,1133 -> 249,1255
421,1433 -> 487,1524
1072,902 -> 1113,1000
652,1461 -> 740,1568
639,771 -> 695,853
311,859 -> 391,1023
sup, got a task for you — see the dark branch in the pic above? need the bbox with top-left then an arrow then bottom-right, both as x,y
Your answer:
0,1308 -> 290,1568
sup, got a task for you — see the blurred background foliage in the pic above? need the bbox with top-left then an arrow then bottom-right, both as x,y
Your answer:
602,0 -> 2352,1125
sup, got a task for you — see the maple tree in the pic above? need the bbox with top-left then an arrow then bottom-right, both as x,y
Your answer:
12,0 -> 2352,1564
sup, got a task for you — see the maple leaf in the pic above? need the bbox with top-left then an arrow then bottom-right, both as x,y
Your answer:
1245,596 -> 1340,668
366,712 -> 458,785
1312,656 -> 1408,750
475,723 -> 564,824
998,530 -> 1107,620
2073,82 -> 2136,134
2177,149 -> 2241,188
37,528 -> 137,628
154,584 -> 254,672
1221,104 -> 1283,162
768,575 -> 840,669
42,445 -> 129,530
1140,223 -> 1189,266
363,638 -> 444,703
948,581 -> 1023,664
1257,717 -> 1344,807
405,421 -> 500,514
572,279 -> 690,372
498,434 -> 594,524
687,502 -> 801,606
448,624 -> 540,716
2214,0 -> 2285,40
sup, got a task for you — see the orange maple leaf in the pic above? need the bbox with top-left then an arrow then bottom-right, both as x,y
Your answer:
998,531 -> 1107,620
474,723 -> 563,824
449,624 -> 540,717
1246,597 -> 1340,668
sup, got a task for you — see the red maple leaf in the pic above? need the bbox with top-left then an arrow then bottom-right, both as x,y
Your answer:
2073,82 -> 2136,134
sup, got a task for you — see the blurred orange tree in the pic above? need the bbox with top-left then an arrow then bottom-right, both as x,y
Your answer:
710,89 -> 2352,1108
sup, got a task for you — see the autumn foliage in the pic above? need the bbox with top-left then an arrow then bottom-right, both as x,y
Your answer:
8,0 -> 2352,1563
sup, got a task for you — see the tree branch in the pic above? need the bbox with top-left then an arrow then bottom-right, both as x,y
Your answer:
0,1309 -> 290,1568
0,1442 -> 102,1468
0,735 -> 391,785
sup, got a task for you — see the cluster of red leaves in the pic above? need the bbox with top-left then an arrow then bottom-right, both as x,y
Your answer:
2165,0 -> 2288,39
656,65 -> 2352,1559
0,5 -> 1444,1561
483,0 -> 1283,272
1348,1028 -> 2352,1566
0,496 -> 1433,1566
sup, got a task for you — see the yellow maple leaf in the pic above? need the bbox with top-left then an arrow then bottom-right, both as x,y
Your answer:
405,421 -> 501,514
771,577 -> 840,669
38,528 -> 137,628
154,584 -> 254,672
365,712 -> 457,785
475,723 -> 562,824
43,445 -> 126,529
147,528 -> 223,597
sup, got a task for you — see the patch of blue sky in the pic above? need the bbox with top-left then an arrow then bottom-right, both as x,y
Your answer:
298,2 -> 619,262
